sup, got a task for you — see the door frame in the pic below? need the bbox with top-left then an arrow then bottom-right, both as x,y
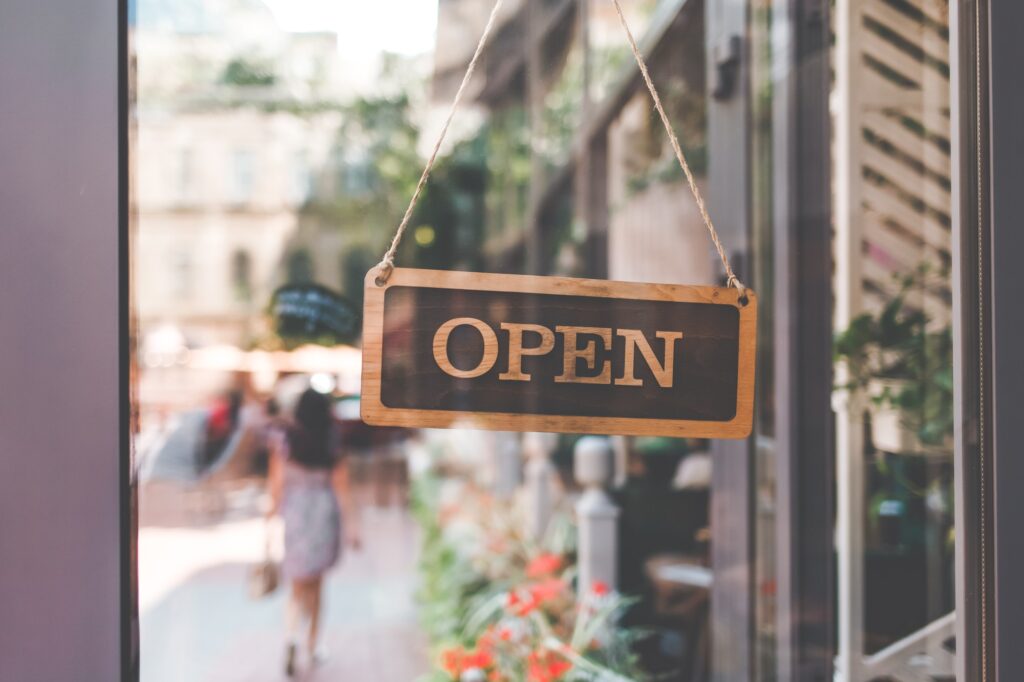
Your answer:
0,0 -> 135,679
955,0 -> 1024,679
770,0 -> 834,679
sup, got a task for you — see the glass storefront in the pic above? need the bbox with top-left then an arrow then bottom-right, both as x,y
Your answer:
2,0 -> 1017,678
125,0 -> 981,680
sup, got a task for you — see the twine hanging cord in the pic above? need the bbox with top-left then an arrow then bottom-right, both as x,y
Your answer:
609,0 -> 747,301
374,0 -> 507,286
374,0 -> 748,303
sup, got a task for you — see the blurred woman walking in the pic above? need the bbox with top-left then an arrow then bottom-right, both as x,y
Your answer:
267,387 -> 360,677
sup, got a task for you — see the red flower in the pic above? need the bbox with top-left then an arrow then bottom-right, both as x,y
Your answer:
497,627 -> 512,642
526,553 -> 564,578
507,588 -> 540,616
507,578 -> 567,617
526,649 -> 573,682
477,626 -> 496,653
528,578 -> 566,604
520,594 -> 542,616
506,590 -> 532,616
591,580 -> 610,596
443,645 -> 493,678
462,648 -> 494,670
441,646 -> 465,676
549,659 -> 572,679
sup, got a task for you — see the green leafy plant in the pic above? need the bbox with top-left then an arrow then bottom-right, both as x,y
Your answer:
833,263 -> 954,449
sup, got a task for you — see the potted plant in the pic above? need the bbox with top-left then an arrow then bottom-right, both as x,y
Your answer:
834,264 -> 954,455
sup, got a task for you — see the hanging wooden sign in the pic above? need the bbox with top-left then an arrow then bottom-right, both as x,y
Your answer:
360,268 -> 756,439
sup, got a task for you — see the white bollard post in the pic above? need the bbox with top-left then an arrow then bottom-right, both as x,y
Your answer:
523,432 -> 558,540
574,436 -> 619,596
611,435 -> 629,487
492,432 -> 521,500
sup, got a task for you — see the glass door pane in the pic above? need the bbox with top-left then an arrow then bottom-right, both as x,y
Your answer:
749,0 -> 959,679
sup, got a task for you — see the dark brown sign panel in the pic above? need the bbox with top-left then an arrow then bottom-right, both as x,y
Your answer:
361,268 -> 756,438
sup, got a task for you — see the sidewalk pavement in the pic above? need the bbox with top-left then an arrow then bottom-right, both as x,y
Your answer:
140,505 -> 431,682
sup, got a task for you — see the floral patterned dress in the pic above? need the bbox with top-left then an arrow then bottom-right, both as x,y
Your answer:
277,435 -> 342,580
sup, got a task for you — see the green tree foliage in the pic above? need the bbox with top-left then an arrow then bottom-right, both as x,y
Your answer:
320,82 -> 492,292
220,57 -> 276,87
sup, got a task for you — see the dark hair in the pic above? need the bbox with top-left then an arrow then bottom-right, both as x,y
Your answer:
287,388 -> 335,469
265,397 -> 280,417
227,389 -> 244,424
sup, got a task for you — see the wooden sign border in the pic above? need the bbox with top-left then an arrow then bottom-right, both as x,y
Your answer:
361,268 -> 757,439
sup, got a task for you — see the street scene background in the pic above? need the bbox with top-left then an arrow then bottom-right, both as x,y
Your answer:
132,0 -> 959,680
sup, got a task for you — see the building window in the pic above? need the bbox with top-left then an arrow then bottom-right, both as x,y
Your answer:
229,149 -> 255,205
231,250 -> 252,302
287,249 -> 313,284
176,147 -> 193,205
335,149 -> 373,197
290,151 -> 312,205
171,251 -> 192,300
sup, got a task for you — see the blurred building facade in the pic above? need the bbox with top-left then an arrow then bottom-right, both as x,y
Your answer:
134,0 -> 433,354
133,0 -> 438,425
134,0 -> 344,349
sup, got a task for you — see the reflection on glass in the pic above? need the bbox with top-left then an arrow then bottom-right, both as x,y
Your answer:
750,0 -> 957,679
834,1 -> 955,679
133,2 -> 435,680
133,0 -> 964,680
